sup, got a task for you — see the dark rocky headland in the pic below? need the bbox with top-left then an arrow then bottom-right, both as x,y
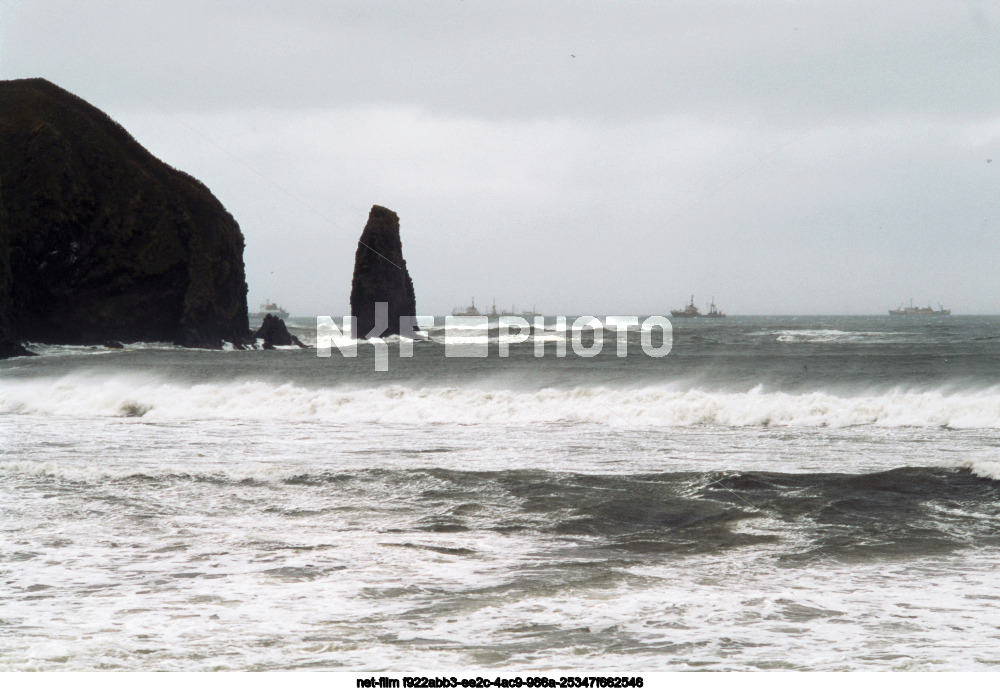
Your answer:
349,205 -> 417,339
0,339 -> 36,359
0,78 -> 250,352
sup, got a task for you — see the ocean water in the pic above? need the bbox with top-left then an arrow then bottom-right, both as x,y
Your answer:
3,315 -> 1000,671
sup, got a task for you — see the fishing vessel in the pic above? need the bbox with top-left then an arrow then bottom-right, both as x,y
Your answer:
487,299 -> 519,318
250,299 -> 289,320
671,295 -> 726,319
486,299 -> 539,318
888,300 -> 951,316
670,295 -> 702,318
452,298 -> 482,316
453,298 -> 541,319
705,297 -> 726,318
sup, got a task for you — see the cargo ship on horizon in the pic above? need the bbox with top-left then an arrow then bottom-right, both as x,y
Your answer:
889,299 -> 951,316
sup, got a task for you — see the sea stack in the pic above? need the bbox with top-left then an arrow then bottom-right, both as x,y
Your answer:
349,205 -> 417,338
0,78 -> 250,348
254,313 -> 305,348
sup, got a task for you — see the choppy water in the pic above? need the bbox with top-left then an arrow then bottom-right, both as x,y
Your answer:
3,315 -> 1000,670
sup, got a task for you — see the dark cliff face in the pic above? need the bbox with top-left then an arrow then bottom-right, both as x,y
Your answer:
0,78 -> 249,348
349,205 -> 417,338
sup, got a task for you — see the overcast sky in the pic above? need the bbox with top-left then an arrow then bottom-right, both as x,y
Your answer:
2,0 -> 999,315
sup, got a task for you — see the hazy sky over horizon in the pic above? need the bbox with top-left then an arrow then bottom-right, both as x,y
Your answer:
2,0 -> 999,315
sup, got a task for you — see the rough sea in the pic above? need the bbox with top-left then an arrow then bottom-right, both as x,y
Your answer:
3,315 -> 1000,671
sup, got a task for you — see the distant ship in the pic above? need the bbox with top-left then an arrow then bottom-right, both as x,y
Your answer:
454,298 -> 539,319
671,295 -> 726,318
250,299 -> 289,320
671,295 -> 701,318
487,298 -> 523,319
452,298 -> 482,316
888,300 -> 951,316
705,297 -> 726,318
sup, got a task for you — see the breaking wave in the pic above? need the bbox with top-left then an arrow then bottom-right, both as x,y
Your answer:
4,374 -> 1000,428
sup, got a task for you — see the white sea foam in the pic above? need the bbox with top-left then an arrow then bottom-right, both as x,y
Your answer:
0,458 -> 297,484
4,374 -> 1000,428
21,328 -> 569,357
945,458 -> 1000,481
22,341 -> 185,358
772,329 -> 910,343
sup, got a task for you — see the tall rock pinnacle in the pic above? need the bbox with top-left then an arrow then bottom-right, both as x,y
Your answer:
349,205 -> 417,339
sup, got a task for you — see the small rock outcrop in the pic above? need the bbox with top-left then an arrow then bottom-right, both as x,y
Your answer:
254,313 -> 305,348
0,339 -> 37,359
349,205 -> 417,338
0,78 -> 250,348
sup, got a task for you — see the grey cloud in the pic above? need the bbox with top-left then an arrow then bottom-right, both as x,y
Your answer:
4,1 -> 999,122
2,1 -> 999,315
